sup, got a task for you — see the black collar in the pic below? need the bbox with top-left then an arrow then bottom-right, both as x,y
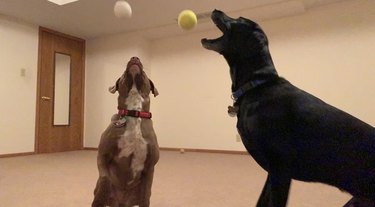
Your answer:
232,80 -> 269,101
232,75 -> 281,102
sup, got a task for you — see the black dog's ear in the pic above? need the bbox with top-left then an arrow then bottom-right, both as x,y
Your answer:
108,78 -> 120,94
149,79 -> 159,97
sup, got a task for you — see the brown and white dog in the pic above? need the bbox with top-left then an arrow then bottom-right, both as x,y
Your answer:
92,57 -> 159,207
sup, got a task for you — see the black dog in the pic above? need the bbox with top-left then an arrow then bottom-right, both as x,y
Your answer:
201,10 -> 375,207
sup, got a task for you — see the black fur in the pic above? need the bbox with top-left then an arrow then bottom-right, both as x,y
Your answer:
202,9 -> 375,207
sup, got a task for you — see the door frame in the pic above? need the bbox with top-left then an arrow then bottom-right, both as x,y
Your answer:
35,27 -> 85,153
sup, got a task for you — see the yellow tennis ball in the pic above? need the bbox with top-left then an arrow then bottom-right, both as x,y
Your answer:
178,10 -> 197,31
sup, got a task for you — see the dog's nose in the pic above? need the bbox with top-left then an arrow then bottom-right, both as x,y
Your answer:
211,9 -> 225,20
213,9 -> 223,14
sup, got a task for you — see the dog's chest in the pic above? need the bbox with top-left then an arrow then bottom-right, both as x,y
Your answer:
236,101 -> 272,169
238,100 -> 259,117
117,119 -> 148,159
113,118 -> 148,185
236,103 -> 261,152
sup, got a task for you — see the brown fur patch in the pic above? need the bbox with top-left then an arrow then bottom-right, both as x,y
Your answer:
117,71 -> 151,110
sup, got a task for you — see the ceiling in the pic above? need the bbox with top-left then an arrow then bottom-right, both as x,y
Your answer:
0,0 -> 349,40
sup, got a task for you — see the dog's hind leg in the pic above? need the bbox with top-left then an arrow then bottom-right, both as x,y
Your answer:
256,173 -> 291,207
343,197 -> 375,207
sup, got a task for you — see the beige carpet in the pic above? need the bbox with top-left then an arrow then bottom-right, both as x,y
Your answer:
0,150 -> 351,207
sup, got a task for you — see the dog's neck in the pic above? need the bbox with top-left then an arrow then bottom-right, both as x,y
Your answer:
224,50 -> 278,93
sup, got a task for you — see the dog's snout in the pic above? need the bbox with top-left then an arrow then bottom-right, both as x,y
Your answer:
212,9 -> 222,14
211,9 -> 223,19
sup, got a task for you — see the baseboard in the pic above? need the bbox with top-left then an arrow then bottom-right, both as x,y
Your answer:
159,147 -> 248,155
84,147 -> 247,155
83,147 -> 98,151
0,149 -> 246,158
0,152 -> 35,158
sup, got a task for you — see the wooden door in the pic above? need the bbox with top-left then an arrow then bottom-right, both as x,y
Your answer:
35,27 -> 85,153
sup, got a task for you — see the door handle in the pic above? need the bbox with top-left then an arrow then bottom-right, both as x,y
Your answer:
41,96 -> 51,100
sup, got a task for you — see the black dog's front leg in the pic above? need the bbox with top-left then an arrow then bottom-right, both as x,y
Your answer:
343,197 -> 375,207
257,173 -> 291,207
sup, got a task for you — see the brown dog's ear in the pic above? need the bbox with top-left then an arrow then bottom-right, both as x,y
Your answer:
108,78 -> 120,94
149,79 -> 159,97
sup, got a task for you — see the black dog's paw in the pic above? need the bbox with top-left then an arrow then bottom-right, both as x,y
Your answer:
228,105 -> 238,117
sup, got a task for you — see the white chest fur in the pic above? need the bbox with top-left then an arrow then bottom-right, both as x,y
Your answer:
117,86 -> 148,182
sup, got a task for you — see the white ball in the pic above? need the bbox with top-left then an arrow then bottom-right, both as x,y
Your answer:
114,0 -> 132,18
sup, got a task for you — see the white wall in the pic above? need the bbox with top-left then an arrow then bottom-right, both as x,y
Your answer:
265,0 -> 375,125
0,15 -> 38,154
2,0 -> 374,154
84,29 -> 244,151
150,31 -> 242,150
84,0 -> 375,151
84,33 -> 151,147
148,0 -> 375,151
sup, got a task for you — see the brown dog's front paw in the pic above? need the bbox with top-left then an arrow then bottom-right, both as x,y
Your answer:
228,105 -> 238,117
92,177 -> 111,207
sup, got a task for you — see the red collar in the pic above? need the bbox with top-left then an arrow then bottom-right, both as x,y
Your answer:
118,109 -> 152,119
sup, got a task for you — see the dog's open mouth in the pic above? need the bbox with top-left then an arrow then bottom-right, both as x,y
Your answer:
201,9 -> 231,53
